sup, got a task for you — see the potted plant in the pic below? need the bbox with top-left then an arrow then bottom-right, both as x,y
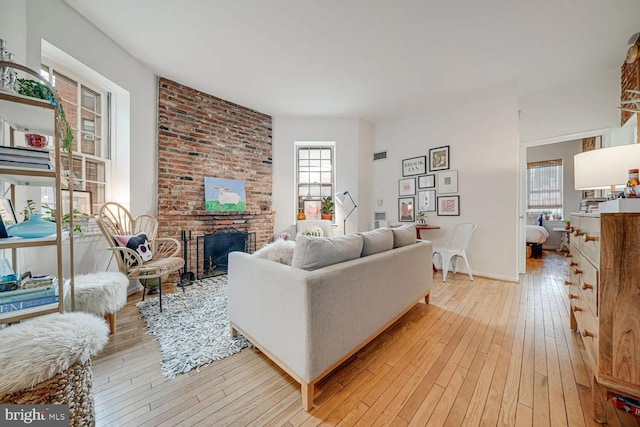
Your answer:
416,211 -> 427,224
542,211 -> 551,221
321,196 -> 334,220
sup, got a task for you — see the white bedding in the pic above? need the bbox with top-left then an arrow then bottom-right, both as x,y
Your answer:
526,225 -> 549,244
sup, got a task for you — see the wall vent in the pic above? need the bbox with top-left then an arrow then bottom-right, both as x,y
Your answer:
373,151 -> 387,161
374,212 -> 387,221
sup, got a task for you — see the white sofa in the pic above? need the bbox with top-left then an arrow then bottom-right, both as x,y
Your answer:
228,226 -> 433,410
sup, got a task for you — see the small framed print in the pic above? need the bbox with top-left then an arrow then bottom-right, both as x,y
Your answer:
62,190 -> 93,216
429,145 -> 450,171
402,156 -> 427,177
398,197 -> 415,222
303,199 -> 322,220
398,178 -> 416,196
0,198 -> 17,238
418,174 -> 435,189
418,190 -> 436,212
437,170 -> 458,194
437,195 -> 460,216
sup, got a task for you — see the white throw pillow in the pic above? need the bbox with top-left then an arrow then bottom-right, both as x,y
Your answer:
254,239 -> 296,265
391,225 -> 417,248
360,228 -> 394,257
291,234 -> 364,271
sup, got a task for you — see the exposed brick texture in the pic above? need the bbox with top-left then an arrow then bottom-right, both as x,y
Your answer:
156,78 -> 274,275
621,39 -> 640,136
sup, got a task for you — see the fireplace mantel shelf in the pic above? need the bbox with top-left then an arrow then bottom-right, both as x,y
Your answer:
161,210 -> 275,217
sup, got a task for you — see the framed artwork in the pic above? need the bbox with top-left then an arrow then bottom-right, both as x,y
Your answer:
398,177 -> 416,196
402,156 -> 427,177
204,177 -> 247,211
437,170 -> 458,194
437,195 -> 460,216
62,190 -> 93,216
417,190 -> 436,212
303,199 -> 322,220
0,199 -> 17,239
418,174 -> 435,189
398,197 -> 415,222
429,145 -> 450,171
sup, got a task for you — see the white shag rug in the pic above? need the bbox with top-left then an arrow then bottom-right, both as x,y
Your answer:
137,275 -> 250,379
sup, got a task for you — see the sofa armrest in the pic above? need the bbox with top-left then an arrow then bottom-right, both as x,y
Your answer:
228,252 -> 310,379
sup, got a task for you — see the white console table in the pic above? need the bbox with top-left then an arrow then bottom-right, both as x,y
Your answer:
552,227 -> 570,252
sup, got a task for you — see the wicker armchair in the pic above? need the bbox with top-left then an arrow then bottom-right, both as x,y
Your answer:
96,202 -> 184,312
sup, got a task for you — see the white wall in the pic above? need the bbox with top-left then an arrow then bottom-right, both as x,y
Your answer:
527,139 -> 582,216
519,70 -> 620,143
3,0 -> 157,215
272,117 -> 366,235
373,81 -> 520,282
357,119 -> 375,230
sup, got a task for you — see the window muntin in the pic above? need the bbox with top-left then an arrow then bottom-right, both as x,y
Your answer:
527,159 -> 563,218
296,144 -> 334,211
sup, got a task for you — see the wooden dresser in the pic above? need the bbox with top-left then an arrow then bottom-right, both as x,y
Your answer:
568,212 -> 640,422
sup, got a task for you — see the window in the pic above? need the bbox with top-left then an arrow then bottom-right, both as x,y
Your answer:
527,159 -> 563,218
40,65 -> 110,213
296,143 -> 335,216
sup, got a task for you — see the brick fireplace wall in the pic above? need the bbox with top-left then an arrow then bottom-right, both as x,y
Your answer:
156,78 -> 274,274
621,38 -> 640,138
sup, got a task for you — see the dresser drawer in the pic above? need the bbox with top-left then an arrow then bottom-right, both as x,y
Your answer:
578,254 -> 598,316
580,216 -> 600,267
579,304 -> 599,371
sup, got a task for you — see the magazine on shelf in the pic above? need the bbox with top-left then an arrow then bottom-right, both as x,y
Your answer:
0,286 -> 56,305
0,159 -> 52,170
0,302 -> 58,320
0,295 -> 59,313
0,154 -> 52,165
0,146 -> 51,159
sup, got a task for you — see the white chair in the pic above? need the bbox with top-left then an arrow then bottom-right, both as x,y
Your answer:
433,223 -> 477,282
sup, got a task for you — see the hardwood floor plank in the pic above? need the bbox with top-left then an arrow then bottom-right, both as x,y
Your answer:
424,366 -> 467,427
442,349 -> 486,427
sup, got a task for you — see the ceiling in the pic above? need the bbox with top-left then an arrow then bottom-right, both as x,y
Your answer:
63,0 -> 640,122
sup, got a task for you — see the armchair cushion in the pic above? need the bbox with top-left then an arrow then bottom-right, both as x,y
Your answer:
114,232 -> 153,264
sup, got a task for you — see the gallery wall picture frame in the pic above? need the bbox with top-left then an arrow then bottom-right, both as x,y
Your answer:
303,199 -> 322,220
62,190 -> 93,216
402,156 -> 427,177
398,197 -> 415,222
418,190 -> 436,212
437,169 -> 458,194
417,174 -> 436,189
0,199 -> 17,238
398,177 -> 416,196
437,195 -> 460,216
429,145 -> 450,171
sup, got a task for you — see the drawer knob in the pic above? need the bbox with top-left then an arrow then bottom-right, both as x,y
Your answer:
573,268 -> 583,275
573,306 -> 582,312
570,261 -> 578,267
582,283 -> 594,290
564,280 -> 573,286
581,329 -> 595,338
583,234 -> 598,242
568,293 -> 578,299
574,229 -> 584,236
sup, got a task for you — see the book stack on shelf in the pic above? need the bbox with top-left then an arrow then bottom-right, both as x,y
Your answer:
580,197 -> 606,213
0,275 -> 59,316
0,145 -> 53,170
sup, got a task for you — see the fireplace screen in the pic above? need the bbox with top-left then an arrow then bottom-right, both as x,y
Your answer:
196,228 -> 255,278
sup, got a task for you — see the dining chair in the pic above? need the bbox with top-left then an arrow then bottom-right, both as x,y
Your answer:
432,222 -> 477,282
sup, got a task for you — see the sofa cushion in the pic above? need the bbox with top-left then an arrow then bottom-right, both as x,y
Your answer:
254,239 -> 296,265
360,228 -> 394,257
292,234 -> 364,271
391,225 -> 416,248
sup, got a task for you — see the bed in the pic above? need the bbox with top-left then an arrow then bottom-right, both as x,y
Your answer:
526,214 -> 549,258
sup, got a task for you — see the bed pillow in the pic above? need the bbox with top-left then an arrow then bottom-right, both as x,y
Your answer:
391,225 -> 417,248
254,238 -> 296,265
291,234 -> 363,271
526,214 -> 540,226
360,228 -> 394,257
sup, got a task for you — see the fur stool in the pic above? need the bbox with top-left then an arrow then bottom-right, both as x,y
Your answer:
68,272 -> 129,334
0,312 -> 109,426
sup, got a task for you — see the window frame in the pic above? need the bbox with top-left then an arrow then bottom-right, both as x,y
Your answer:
295,142 -> 336,219
527,158 -> 563,218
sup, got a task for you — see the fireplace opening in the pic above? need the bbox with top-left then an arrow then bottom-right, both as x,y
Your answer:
196,227 -> 256,278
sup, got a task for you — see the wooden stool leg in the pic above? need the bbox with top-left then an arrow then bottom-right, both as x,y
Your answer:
105,313 -> 116,334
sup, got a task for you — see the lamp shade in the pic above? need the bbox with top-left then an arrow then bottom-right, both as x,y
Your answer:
574,144 -> 640,190
335,191 -> 347,204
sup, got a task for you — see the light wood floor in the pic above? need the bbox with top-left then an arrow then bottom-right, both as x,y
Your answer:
93,251 -> 640,426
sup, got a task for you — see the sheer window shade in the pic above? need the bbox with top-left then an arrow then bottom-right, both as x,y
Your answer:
527,159 -> 563,210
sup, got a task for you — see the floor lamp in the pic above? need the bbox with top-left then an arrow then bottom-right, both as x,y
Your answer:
335,191 -> 358,234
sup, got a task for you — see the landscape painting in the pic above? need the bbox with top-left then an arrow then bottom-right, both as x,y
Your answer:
204,177 -> 247,211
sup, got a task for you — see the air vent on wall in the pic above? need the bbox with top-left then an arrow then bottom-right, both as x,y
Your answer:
373,151 -> 387,161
